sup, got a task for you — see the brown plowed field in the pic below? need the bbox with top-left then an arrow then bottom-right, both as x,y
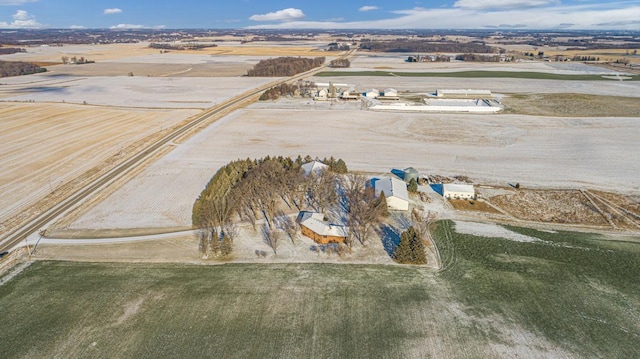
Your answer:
0,102 -> 198,232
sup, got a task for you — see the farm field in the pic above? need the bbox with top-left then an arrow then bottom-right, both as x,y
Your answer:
63,100 -> 640,231
0,42 -> 327,63
317,70 -> 638,81
0,74 -> 278,108
312,73 -> 640,98
2,222 -> 639,358
0,102 -> 199,233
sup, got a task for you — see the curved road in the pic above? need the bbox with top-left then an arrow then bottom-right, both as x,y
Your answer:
0,51 -> 355,253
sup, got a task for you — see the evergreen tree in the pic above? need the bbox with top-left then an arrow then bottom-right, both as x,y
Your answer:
334,159 -> 348,174
408,178 -> 418,193
393,226 -> 427,265
377,191 -> 390,217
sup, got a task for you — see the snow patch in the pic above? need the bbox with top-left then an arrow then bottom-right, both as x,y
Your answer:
454,221 -> 541,243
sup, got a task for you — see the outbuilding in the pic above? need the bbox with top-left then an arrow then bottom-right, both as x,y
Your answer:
302,160 -> 329,176
371,177 -> 409,211
363,88 -> 380,98
296,211 -> 348,244
442,183 -> 475,200
403,167 -> 419,184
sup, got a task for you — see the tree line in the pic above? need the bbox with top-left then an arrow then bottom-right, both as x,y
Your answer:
0,47 -> 25,55
246,57 -> 325,77
193,156 -> 348,257
149,43 -> 217,51
329,58 -> 350,68
455,53 -> 503,62
0,60 -> 46,77
258,80 -> 316,100
360,40 -> 496,53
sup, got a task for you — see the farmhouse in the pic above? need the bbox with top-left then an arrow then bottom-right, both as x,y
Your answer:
296,211 -> 348,244
371,177 -> 409,211
442,183 -> 475,200
301,160 -> 328,175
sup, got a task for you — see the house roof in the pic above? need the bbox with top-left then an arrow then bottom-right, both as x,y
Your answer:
298,211 -> 348,238
301,160 -> 328,175
372,177 -> 409,202
443,183 -> 475,194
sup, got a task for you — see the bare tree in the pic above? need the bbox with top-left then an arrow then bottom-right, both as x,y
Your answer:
275,212 -> 298,244
261,223 -> 281,255
197,230 -> 209,257
342,173 -> 381,246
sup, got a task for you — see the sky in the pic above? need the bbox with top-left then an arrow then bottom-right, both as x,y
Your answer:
0,0 -> 638,30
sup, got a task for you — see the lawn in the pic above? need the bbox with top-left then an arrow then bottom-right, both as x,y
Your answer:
316,70 -> 640,81
1,222 -> 639,358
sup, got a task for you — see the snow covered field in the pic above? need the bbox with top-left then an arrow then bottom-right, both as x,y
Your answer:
0,74 -> 278,108
68,100 -> 640,230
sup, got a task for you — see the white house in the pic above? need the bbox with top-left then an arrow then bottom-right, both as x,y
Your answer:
442,183 -> 475,200
301,160 -> 329,175
371,177 -> 409,211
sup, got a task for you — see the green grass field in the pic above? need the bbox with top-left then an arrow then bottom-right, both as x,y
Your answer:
1,222 -> 639,358
316,70 -> 640,81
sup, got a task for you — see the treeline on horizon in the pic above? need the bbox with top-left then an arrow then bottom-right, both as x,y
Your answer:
246,56 -> 325,77
0,60 -> 46,77
0,47 -> 26,55
360,39 -> 496,53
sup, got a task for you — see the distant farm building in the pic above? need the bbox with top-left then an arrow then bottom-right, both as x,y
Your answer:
379,88 -> 399,100
301,160 -> 329,175
435,89 -> 492,98
442,183 -> 475,200
371,177 -> 409,211
340,89 -> 361,100
296,211 -> 348,244
314,88 -> 328,101
363,89 -> 380,98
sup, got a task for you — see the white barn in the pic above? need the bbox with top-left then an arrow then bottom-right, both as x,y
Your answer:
382,88 -> 398,97
442,183 -> 475,200
301,160 -> 329,175
363,88 -> 380,98
372,177 -> 409,211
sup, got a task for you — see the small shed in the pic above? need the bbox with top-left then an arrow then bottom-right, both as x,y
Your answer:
297,211 -> 348,244
442,183 -> 475,200
403,167 -> 419,184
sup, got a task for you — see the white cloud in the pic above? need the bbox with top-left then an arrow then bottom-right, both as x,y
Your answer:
104,8 -> 122,15
109,23 -> 165,29
249,8 -> 305,22
0,0 -> 37,5
0,9 -> 42,28
359,6 -> 380,12
454,0 -> 556,10
247,3 -> 640,30
69,25 -> 85,29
